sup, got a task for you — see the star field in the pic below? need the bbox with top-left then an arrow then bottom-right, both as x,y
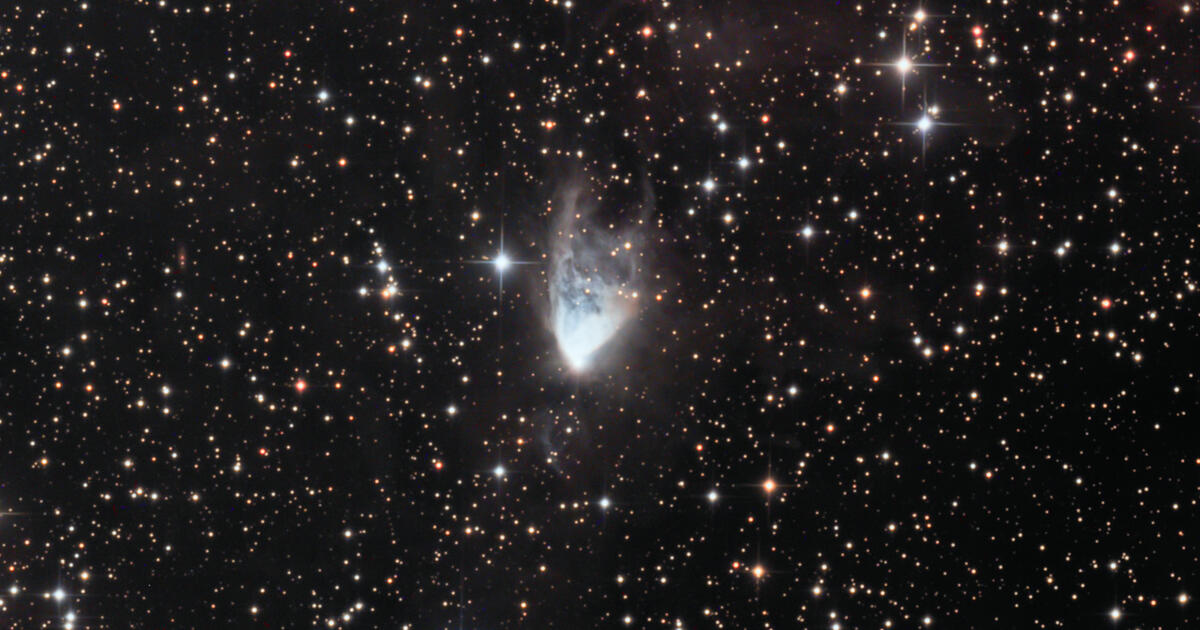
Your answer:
1,1 -> 1198,628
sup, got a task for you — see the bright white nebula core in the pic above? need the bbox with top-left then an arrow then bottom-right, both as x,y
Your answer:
549,229 -> 634,371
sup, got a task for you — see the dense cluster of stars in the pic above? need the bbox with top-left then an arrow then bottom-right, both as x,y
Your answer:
0,1 -> 1197,628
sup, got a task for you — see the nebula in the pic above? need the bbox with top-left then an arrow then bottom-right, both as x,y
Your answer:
548,211 -> 637,372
